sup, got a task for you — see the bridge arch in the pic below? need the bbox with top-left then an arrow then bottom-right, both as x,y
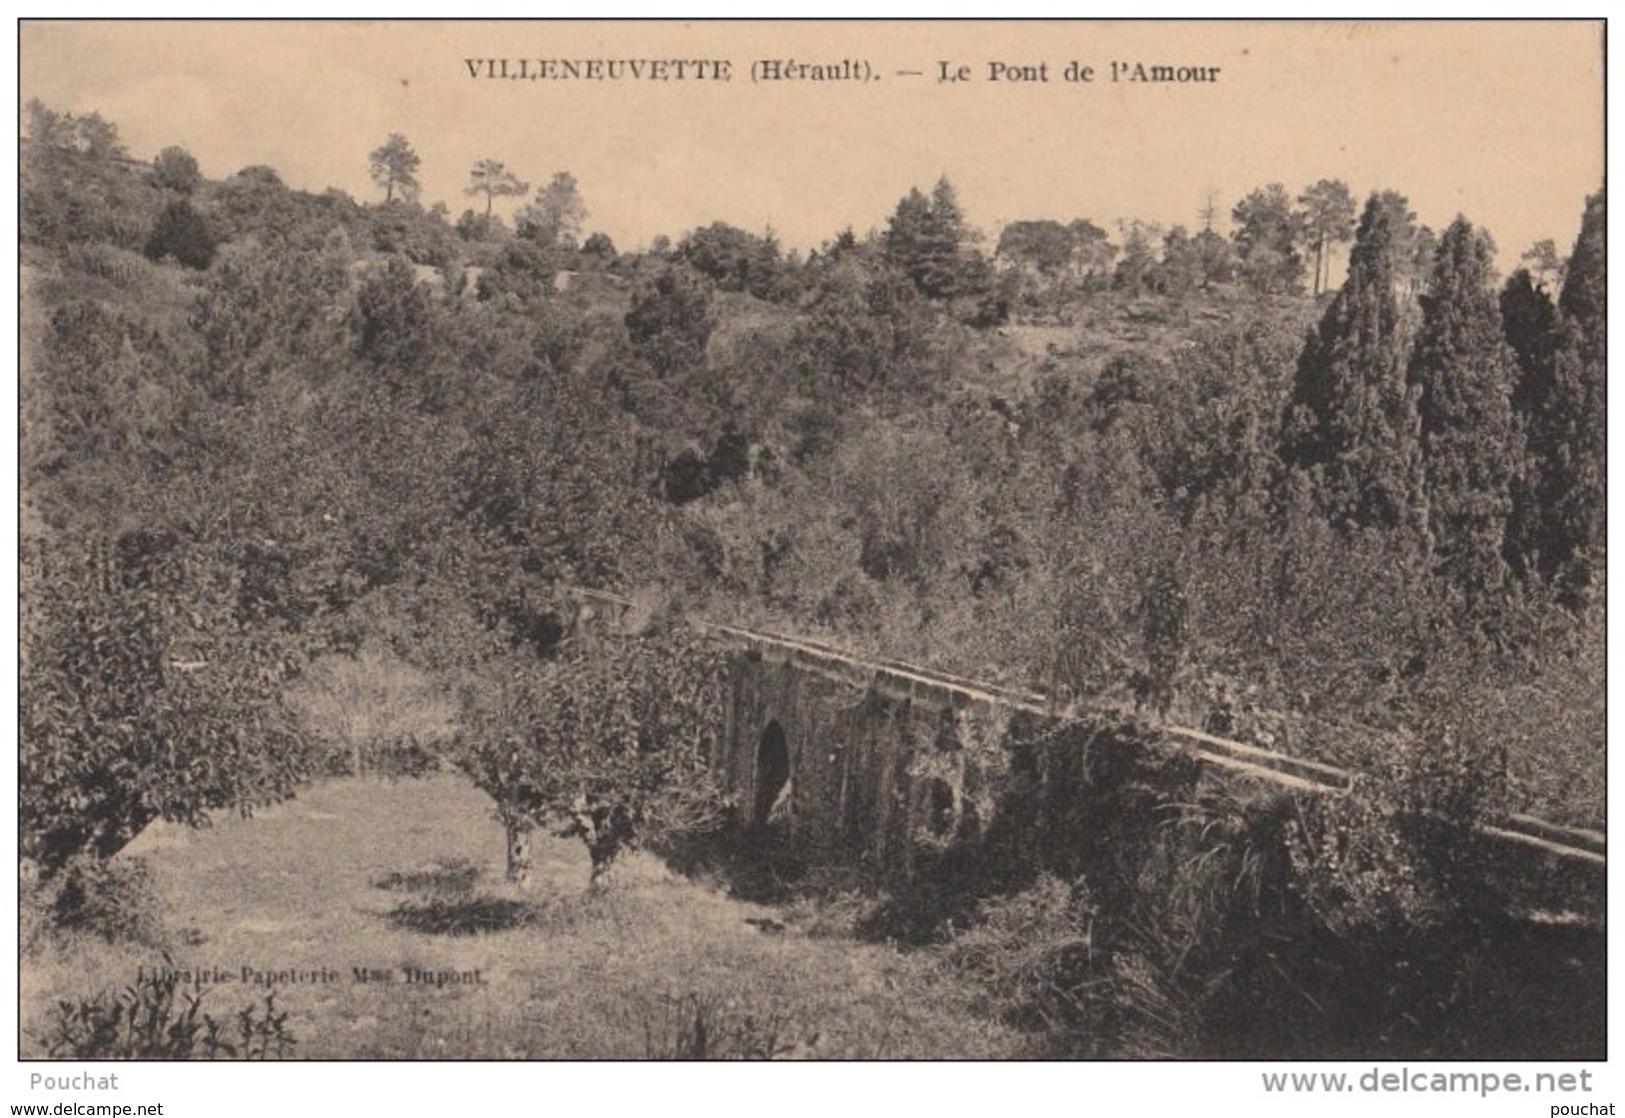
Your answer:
753,720 -> 791,828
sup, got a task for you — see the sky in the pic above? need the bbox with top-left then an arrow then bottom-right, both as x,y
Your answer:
19,21 -> 1603,266
19,20 -> 1605,269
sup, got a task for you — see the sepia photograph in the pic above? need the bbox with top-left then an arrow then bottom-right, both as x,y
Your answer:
11,14 -> 1609,1110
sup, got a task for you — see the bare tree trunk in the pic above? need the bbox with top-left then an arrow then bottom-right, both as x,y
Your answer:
570,795 -> 635,891
504,821 -> 532,890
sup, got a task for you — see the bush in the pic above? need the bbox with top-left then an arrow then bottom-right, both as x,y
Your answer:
143,199 -> 215,269
939,874 -> 1099,1034
30,857 -> 167,947
291,647 -> 455,779
151,146 -> 200,194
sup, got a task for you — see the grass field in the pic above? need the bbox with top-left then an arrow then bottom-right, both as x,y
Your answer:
21,773 -> 1021,1059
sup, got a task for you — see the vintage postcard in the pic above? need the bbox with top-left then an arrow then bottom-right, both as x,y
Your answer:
14,17 -> 1606,1112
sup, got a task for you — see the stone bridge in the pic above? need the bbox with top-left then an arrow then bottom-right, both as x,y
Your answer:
566,588 -> 1604,923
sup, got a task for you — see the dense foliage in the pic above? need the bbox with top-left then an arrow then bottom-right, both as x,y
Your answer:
19,101 -> 1605,928
457,617 -> 728,887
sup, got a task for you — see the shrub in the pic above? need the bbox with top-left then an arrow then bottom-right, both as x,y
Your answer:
939,874 -> 1099,1034
38,856 -> 167,947
143,199 -> 215,269
151,146 -> 200,195
291,647 -> 455,779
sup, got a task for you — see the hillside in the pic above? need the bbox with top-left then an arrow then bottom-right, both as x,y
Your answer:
19,101 -> 1606,1062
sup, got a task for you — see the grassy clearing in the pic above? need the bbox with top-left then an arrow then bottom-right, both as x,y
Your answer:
22,773 -> 1020,1059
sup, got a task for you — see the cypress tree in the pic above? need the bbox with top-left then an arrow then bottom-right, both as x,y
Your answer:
1281,191 -> 1423,533
1506,189 -> 1606,604
1499,269 -> 1560,579
918,176 -> 972,299
1559,188 -> 1606,364
1407,217 -> 1519,599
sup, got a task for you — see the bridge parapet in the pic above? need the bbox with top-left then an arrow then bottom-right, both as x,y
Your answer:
558,586 -> 1602,921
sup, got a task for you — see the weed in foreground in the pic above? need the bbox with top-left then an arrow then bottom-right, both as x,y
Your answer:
40,961 -> 296,1059
639,991 -> 806,1060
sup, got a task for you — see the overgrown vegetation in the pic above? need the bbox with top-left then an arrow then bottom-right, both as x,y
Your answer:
40,965 -> 296,1059
19,98 -> 1603,1059
638,991 -> 801,1060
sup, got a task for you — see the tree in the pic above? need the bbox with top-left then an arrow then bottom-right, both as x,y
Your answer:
25,98 -> 74,148
1070,219 -> 1118,288
1558,188 -> 1605,365
1519,238 -> 1565,290
465,158 -> 529,218
144,199 -> 216,270
368,133 -> 422,204
790,258 -> 932,397
20,531 -> 313,879
1500,269 -> 1562,581
1232,184 -> 1306,294
1193,228 -> 1236,288
1407,217 -> 1520,599
23,100 -> 125,160
1505,190 -> 1606,603
580,231 -> 618,264
74,112 -> 125,160
1113,220 -> 1162,293
996,219 -> 1078,276
1403,224 -> 1438,303
884,186 -> 933,284
210,165 -> 299,243
676,221 -> 784,298
1299,179 -> 1357,296
152,145 -> 201,194
1281,191 -> 1423,532
516,171 -> 588,247
884,176 -> 985,300
625,265 -> 715,376
352,256 -> 437,387
457,619 -> 728,888
1155,225 -> 1203,297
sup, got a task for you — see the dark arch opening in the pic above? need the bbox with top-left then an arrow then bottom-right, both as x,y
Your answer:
754,721 -> 791,828
922,778 -> 957,840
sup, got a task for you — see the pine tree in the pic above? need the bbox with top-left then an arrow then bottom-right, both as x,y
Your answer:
1298,178 -> 1357,296
883,177 -> 983,300
1281,191 -> 1423,533
1232,183 -> 1306,294
368,133 -> 421,204
883,186 -> 932,286
917,176 -> 972,298
1407,217 -> 1519,599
